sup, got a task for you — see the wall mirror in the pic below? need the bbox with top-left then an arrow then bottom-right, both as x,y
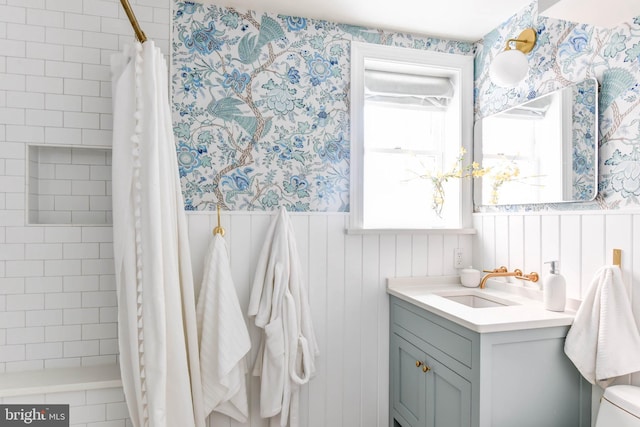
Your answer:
474,78 -> 598,206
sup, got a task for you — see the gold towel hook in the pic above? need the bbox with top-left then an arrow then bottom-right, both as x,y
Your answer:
613,249 -> 621,268
213,204 -> 225,236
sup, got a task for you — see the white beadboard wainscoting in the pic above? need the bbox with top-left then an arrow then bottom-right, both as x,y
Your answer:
186,211 -> 473,427
472,210 -> 640,386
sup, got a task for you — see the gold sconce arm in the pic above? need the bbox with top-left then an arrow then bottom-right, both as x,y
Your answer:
503,28 -> 537,53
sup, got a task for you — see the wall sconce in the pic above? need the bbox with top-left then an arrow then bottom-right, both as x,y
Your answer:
489,28 -> 537,88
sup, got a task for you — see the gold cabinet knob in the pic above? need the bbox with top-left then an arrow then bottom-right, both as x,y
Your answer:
416,360 -> 431,372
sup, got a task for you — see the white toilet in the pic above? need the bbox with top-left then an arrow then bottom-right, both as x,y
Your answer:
595,385 -> 640,426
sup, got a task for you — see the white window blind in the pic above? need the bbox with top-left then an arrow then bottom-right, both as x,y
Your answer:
364,69 -> 454,109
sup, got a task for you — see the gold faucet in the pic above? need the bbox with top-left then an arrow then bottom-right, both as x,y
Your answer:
484,266 -> 509,274
479,267 -> 539,289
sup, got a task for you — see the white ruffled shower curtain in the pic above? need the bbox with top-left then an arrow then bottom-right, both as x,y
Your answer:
111,41 -> 206,427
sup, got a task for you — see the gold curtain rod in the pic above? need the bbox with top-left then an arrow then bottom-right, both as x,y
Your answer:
119,0 -> 147,43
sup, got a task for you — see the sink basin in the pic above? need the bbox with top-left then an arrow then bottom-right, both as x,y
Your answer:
443,295 -> 508,308
433,290 -> 519,309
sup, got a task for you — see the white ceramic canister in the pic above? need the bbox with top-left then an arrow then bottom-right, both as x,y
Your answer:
460,267 -> 482,287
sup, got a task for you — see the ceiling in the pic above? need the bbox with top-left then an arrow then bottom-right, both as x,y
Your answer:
202,0 -> 534,42
200,0 -> 640,42
539,0 -> 640,28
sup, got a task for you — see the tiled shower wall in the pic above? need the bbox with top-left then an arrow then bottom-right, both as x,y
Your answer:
0,0 -> 170,372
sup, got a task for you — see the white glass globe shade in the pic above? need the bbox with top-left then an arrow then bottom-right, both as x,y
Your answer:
489,49 -> 529,88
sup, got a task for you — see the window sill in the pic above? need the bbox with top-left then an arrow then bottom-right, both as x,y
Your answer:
345,227 -> 476,235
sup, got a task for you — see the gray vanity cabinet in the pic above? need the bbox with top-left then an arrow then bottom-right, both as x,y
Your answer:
392,333 -> 471,427
390,295 -> 591,427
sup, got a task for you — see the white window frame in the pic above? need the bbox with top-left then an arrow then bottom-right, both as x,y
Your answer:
349,42 -> 474,232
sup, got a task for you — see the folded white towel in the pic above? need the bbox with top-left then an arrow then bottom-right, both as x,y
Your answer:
564,265 -> 640,387
196,234 -> 251,422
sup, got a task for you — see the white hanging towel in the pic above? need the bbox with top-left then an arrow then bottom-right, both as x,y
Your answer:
196,233 -> 251,422
248,207 -> 319,427
111,42 -> 206,427
565,265 -> 640,387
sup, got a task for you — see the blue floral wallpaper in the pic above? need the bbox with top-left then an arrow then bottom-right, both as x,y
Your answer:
171,2 -> 473,211
171,1 -> 640,213
570,79 -> 598,201
475,2 -> 640,211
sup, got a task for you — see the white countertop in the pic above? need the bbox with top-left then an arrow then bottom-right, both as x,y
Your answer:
387,275 -> 577,333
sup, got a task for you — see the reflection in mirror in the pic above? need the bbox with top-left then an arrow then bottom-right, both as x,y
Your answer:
474,78 -> 598,206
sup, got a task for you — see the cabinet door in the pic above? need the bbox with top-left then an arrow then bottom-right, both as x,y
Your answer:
426,355 -> 471,427
391,333 -> 427,427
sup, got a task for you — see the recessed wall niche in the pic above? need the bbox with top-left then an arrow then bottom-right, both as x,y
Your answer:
27,145 -> 112,225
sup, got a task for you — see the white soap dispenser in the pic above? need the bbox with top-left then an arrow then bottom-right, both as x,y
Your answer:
543,260 -> 566,312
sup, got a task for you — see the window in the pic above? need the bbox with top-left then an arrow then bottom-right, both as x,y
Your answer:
350,42 -> 473,230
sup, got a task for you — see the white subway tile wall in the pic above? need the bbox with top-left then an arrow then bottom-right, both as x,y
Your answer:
0,0 -> 170,373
